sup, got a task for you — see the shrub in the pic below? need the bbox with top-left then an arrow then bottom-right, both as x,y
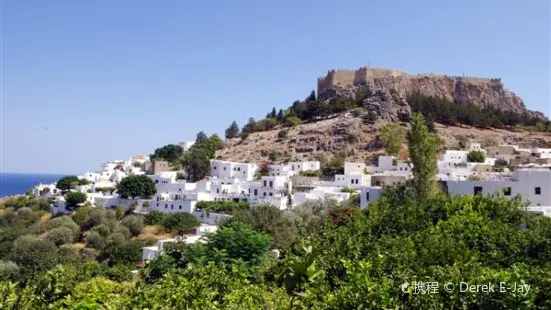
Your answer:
121,215 -> 144,236
299,170 -> 321,177
347,133 -> 359,143
142,201 -> 151,208
89,223 -> 112,237
241,132 -> 250,140
86,208 -> 107,228
196,200 -> 249,213
144,211 -> 168,226
0,260 -> 20,282
65,191 -> 87,208
113,226 -> 132,240
269,151 -> 278,161
45,227 -> 75,246
277,130 -> 288,139
467,150 -> 485,163
285,116 -> 301,127
352,107 -> 365,117
85,231 -> 105,250
162,213 -> 200,233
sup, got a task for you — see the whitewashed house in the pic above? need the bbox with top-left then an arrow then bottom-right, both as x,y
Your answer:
210,160 -> 257,181
447,167 -> 551,207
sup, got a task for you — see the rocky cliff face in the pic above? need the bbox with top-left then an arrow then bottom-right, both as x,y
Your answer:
318,71 -> 547,120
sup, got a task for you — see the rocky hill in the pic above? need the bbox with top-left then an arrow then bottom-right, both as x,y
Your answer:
216,113 -> 551,164
317,67 -> 547,120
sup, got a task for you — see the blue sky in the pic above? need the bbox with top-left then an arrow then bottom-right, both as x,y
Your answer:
2,0 -> 550,174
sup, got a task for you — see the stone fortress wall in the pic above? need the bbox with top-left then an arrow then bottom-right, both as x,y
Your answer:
317,67 -> 501,93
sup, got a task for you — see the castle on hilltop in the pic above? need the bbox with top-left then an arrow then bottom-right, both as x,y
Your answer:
317,67 -> 501,93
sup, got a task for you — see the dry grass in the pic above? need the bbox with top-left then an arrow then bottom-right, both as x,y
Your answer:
72,243 -> 86,250
133,225 -> 172,242
40,213 -> 52,223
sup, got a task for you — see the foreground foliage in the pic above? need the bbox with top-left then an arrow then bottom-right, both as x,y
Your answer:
2,190 -> 551,309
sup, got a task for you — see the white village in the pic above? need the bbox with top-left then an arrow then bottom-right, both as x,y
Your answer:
31,140 -> 551,266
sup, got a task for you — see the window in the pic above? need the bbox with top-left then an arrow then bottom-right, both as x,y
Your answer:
165,204 -> 167,209
366,192 -> 370,201
355,179 -> 359,184
223,167 -> 226,170
213,166 -> 217,170
238,167 -> 241,171
269,181 -> 273,187
503,187 -> 511,196
216,189 -> 219,194
263,180 -> 267,187
535,187 -> 541,195
254,189 -> 258,196
264,192 -> 267,197
351,179 -> 354,184
179,205 -> 182,210
269,193 -> 273,196
171,205 -> 173,209
474,186 -> 483,195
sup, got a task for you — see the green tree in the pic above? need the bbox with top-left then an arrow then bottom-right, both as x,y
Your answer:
227,205 -> 300,250
149,144 -> 183,162
467,150 -> 485,163
407,112 -> 439,200
196,131 -> 209,143
65,191 -> 87,209
182,147 -> 211,182
276,109 -> 285,122
278,130 -> 288,139
85,231 -> 105,250
56,175 -> 81,192
45,227 -> 75,246
225,121 -> 240,139
379,122 -> 406,156
162,212 -> 200,233
121,215 -> 144,236
206,222 -> 272,264
116,175 -> 156,199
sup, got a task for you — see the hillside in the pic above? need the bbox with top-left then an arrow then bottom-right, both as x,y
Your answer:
216,113 -> 551,163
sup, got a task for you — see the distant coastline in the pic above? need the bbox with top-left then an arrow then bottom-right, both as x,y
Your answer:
0,173 -> 64,198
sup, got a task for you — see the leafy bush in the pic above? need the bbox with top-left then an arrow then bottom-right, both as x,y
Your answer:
89,223 -> 111,237
0,260 -> 20,282
162,212 -> 200,233
49,216 -> 80,237
46,227 -> 75,246
144,211 -> 168,226
121,215 -> 144,236
284,116 -> 301,127
467,150 -> 485,163
113,226 -> 132,240
299,170 -> 322,177
196,200 -> 249,214
277,130 -> 288,139
85,232 -> 105,250
116,175 -> 156,199
269,151 -> 278,161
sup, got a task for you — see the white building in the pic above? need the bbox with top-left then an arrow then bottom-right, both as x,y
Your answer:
359,186 -> 382,209
447,168 -> 551,207
365,156 -> 411,174
344,162 -> 366,175
286,161 -> 321,174
210,160 -> 257,181
293,186 -> 352,207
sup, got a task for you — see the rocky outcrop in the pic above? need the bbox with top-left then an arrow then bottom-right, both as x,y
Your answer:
362,90 -> 411,122
318,68 -> 547,120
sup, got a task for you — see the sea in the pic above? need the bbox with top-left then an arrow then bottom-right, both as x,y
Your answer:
0,173 -> 65,198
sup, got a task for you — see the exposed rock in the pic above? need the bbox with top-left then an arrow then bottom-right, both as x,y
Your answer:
317,67 -> 547,121
362,90 -> 411,122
